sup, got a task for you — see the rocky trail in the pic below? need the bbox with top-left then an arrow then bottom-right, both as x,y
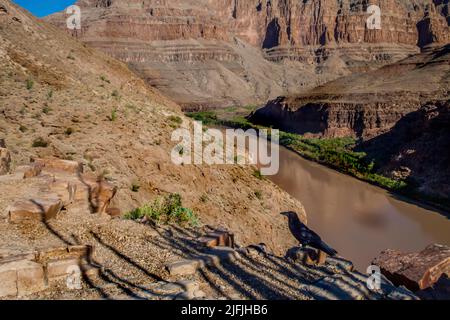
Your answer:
0,157 -> 417,300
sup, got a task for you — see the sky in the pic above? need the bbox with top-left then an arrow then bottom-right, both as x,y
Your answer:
12,0 -> 77,18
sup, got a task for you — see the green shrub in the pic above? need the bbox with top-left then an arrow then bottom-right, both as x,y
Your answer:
65,127 -> 74,136
26,79 -> 34,90
32,137 -> 48,148
254,190 -> 263,200
109,108 -> 118,121
168,115 -> 183,124
200,194 -> 208,203
185,111 -> 218,125
19,125 -> 28,133
100,75 -> 110,83
253,170 -> 263,180
125,193 -> 199,226
42,106 -> 51,114
131,183 -> 140,193
111,90 -> 120,99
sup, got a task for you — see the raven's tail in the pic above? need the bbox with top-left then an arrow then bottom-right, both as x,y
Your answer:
320,241 -> 338,256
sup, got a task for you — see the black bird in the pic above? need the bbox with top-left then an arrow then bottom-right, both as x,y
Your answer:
281,211 -> 338,256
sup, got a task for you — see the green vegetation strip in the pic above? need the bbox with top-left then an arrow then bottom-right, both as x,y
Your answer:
185,110 -> 407,192
187,109 -> 450,212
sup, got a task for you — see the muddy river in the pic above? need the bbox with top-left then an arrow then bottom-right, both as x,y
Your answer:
269,146 -> 450,271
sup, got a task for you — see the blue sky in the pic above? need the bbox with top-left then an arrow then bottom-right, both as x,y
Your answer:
12,0 -> 76,17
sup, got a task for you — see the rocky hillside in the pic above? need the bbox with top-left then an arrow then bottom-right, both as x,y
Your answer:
0,0 -> 305,255
250,43 -> 450,204
46,0 -> 450,108
360,100 -> 450,202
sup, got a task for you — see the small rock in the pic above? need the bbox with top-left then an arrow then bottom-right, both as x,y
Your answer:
193,290 -> 206,298
166,259 -> 202,276
157,282 -> 184,294
286,246 -> 317,265
46,258 -> 80,280
175,291 -> 193,300
203,247 -> 238,266
176,280 -> 199,293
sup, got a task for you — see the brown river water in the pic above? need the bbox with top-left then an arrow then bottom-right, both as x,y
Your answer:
268,146 -> 450,271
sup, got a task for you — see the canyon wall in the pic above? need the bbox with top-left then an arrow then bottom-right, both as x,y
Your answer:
250,44 -> 450,138
47,0 -> 450,108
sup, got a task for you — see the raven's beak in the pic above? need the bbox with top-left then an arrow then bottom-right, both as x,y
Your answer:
280,212 -> 290,217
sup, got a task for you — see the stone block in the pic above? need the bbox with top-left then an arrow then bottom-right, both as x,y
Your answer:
199,231 -> 235,248
46,258 -> 80,280
33,158 -> 83,174
8,197 -> 63,223
0,260 -> 46,297
0,264 -> 18,297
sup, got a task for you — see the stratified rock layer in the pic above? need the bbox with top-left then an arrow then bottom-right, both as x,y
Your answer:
47,0 -> 450,108
251,44 -> 450,138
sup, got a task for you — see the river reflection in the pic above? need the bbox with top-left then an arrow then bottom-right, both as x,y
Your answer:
269,147 -> 450,271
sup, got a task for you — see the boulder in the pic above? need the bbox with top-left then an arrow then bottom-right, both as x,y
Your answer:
286,246 -> 319,266
32,158 -> 83,174
198,231 -> 235,248
8,197 -> 63,223
17,164 -> 43,179
373,244 -> 450,291
81,175 -> 117,214
416,274 -> 450,300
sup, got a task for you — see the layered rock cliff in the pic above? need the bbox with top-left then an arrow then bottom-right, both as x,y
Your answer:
250,44 -> 450,138
46,0 -> 450,108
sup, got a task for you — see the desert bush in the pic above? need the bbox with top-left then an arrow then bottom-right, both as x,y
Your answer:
253,169 -> 263,180
109,108 -> 118,121
26,79 -> 34,90
125,193 -> 199,226
32,137 -> 48,148
65,127 -> 74,136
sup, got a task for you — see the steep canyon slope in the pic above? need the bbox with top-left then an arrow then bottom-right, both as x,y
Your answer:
46,0 -> 450,109
0,0 -> 305,255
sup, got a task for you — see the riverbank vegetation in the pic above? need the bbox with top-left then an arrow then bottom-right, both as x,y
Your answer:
187,108 -> 450,212
125,193 -> 199,226
186,109 -> 407,192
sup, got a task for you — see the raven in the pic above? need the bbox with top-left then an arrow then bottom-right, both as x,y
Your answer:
281,211 -> 338,256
